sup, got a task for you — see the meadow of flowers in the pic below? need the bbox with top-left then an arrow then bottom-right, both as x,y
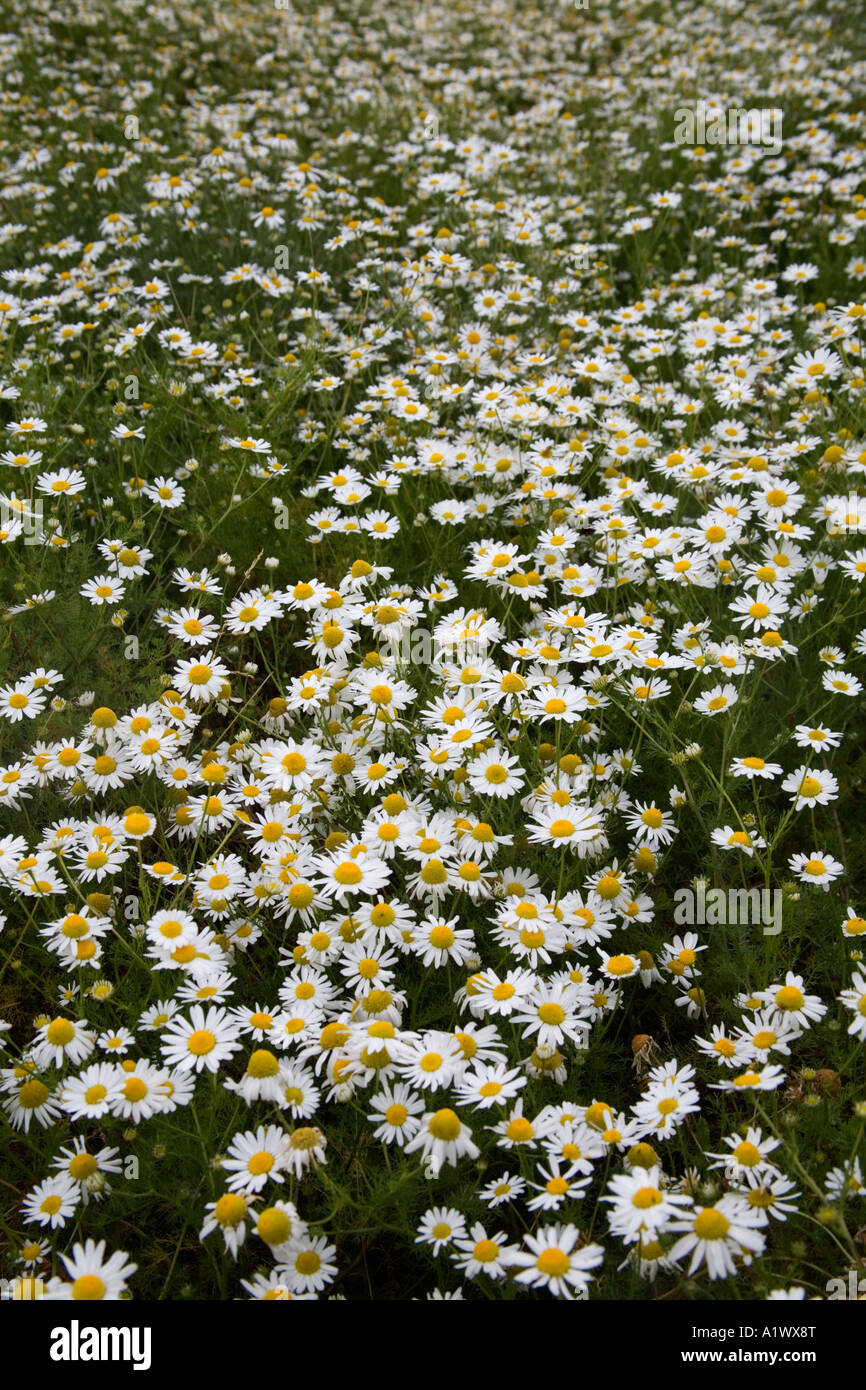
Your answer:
1,0 -> 865,1305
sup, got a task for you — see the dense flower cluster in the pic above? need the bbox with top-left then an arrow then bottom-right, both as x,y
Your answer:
0,0 -> 865,1301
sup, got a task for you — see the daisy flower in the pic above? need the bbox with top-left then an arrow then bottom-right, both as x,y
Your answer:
32,1015 -> 95,1069
410,915 -> 476,967
16,1238 -> 50,1270
416,1206 -> 467,1255
632,1078 -> 701,1139
512,983 -> 590,1050
51,1142 -> 123,1203
453,1061 -> 528,1110
144,475 -> 185,508
239,1273 -> 309,1301
221,1124 -> 290,1193
166,606 -> 220,647
80,575 -> 126,606
825,1158 -> 864,1202
479,1172 -> 527,1208
733,1009 -> 802,1059
59,1062 -> 123,1121
821,669 -> 862,697
781,765 -> 838,808
466,747 -> 526,797
275,1062 -> 321,1118
603,1166 -> 693,1243
283,1125 -> 328,1179
21,1174 -> 80,1230
200,1192 -> 254,1260
314,850 -> 392,905
160,1004 -> 243,1073
729,755 -> 783,780
0,683 -> 47,722
839,972 -> 866,1039
394,1031 -> 465,1092
173,652 -> 230,702
598,951 -> 641,982
706,1127 -> 782,1180
738,1171 -> 801,1223
44,1240 -> 137,1301
524,684 -> 589,724
526,803 -> 607,854
785,347 -> 843,387
711,1065 -> 788,1093
405,1108 -> 480,1175
710,824 -> 766,856
467,967 -> 538,1019
668,1196 -> 765,1279
275,1236 -> 338,1295
96,1028 -> 136,1057
661,933 -> 707,980
526,1159 -> 592,1213
367,1083 -> 425,1147
510,1223 -> 604,1299
253,1199 -> 307,1255
792,723 -> 841,751
224,435 -> 273,453
788,850 -> 844,891
451,1223 -> 521,1280
622,801 -> 678,847
694,683 -> 739,716
841,908 -> 866,940
108,1061 -> 172,1122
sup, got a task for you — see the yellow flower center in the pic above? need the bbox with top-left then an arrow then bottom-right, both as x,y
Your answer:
693,1209 -> 730,1240
606,955 -> 634,976
46,1018 -> 75,1047
733,1141 -> 761,1166
538,1002 -> 565,1025
596,875 -> 620,899
257,1208 -> 291,1245
72,1275 -> 106,1300
428,1109 -> 461,1141
633,1187 -> 663,1209
215,1193 -> 247,1226
549,818 -> 575,838
247,1049 -> 279,1077
289,1127 -> 320,1151
775,985 -> 804,1010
